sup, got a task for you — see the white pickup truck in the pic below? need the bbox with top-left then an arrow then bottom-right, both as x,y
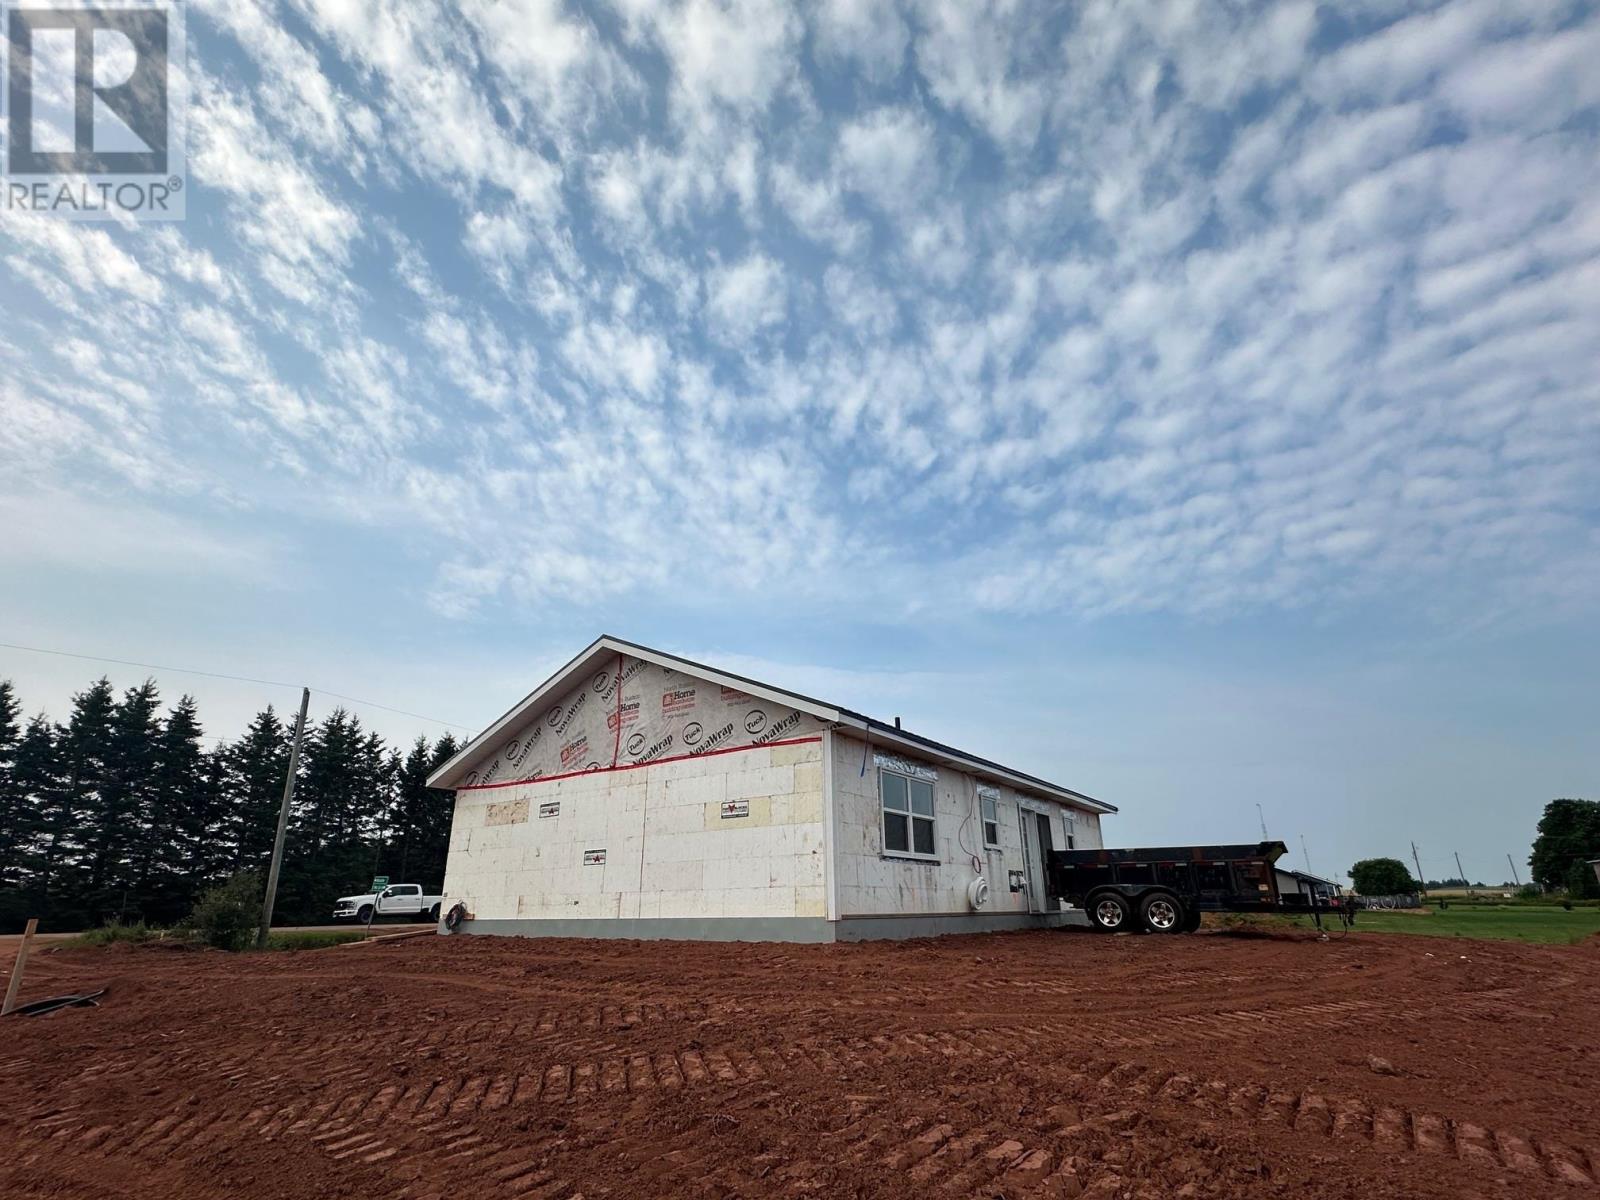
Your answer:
332,884 -> 443,924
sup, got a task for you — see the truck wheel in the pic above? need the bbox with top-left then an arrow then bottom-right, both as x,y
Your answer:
1089,892 -> 1132,932
1140,892 -> 1183,934
428,903 -> 441,923
357,904 -> 373,924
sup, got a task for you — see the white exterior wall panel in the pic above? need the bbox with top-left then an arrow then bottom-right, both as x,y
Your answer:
442,740 -> 828,924
830,732 -> 1103,919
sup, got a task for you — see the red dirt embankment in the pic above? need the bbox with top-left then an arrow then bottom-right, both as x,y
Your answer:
5,928 -> 1598,1199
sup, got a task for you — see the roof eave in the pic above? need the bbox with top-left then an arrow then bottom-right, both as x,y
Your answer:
834,714 -> 1117,814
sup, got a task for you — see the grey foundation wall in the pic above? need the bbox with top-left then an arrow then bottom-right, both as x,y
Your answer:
447,916 -> 835,943
832,910 -> 1088,941
443,909 -> 1089,943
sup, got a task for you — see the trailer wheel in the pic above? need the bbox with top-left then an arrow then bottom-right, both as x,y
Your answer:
1089,892 -> 1132,932
1181,906 -> 1203,933
1140,892 -> 1183,933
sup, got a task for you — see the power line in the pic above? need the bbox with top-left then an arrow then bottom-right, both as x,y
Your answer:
0,640 -> 474,734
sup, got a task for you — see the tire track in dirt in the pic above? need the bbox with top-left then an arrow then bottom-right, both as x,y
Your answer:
18,1010 -> 1593,1192
9,933 -> 1595,1200
1061,1059 -> 1598,1186
20,977 -> 1522,1126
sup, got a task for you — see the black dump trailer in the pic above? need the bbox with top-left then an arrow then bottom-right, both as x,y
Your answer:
1046,840 -> 1353,934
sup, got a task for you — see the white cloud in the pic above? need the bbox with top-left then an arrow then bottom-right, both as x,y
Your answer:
836,105 -> 937,214
646,0 -> 802,129
911,2 -> 1047,150
706,253 -> 787,340
0,0 -> 1594,638
812,0 -> 908,81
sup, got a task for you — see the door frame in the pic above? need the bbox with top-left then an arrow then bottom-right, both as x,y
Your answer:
1018,802 -> 1051,913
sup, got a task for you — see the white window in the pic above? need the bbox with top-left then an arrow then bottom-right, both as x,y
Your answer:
881,769 -> 936,858
979,788 -> 1001,849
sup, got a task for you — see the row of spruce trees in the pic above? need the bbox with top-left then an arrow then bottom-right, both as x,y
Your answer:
0,677 -> 460,933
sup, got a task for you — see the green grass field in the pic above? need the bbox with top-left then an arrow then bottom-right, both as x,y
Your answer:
262,929 -> 368,951
63,924 -> 369,951
1228,905 -> 1600,945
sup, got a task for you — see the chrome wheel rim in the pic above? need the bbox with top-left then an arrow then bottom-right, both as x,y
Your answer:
1095,899 -> 1124,927
1147,899 -> 1178,929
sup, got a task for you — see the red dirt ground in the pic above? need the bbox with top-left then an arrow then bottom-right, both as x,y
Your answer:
5,927 -> 1598,1199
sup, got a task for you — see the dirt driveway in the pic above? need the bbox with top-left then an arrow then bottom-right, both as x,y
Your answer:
4,928 -> 1597,1199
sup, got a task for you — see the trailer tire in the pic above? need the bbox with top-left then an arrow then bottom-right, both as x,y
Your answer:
1139,892 -> 1183,933
1088,892 -> 1132,932
1181,905 -> 1203,933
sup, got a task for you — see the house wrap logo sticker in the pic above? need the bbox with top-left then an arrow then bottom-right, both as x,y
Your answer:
3,0 -> 187,219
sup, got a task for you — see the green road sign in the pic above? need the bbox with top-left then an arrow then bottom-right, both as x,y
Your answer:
371,876 -> 389,892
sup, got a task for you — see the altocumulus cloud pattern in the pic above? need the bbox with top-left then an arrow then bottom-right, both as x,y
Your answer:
1,0 -> 1597,624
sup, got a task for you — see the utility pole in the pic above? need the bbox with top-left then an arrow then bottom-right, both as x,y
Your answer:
1255,803 -> 1269,840
1507,854 -> 1521,887
257,688 -> 310,949
1454,850 -> 1470,895
1411,841 -> 1428,896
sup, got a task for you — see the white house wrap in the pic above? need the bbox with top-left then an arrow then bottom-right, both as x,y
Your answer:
428,636 -> 1115,942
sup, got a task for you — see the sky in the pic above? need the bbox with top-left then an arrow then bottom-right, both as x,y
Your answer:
1,0 -> 1597,887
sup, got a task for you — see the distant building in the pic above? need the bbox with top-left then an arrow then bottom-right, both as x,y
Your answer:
1275,867 -> 1343,904
427,635 -> 1116,942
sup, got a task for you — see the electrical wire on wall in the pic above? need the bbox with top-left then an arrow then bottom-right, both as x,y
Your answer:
955,777 -> 985,877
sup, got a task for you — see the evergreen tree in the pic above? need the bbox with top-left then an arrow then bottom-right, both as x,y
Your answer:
10,715 -> 64,890
224,706 -> 289,873
279,710 -> 389,924
413,733 -> 460,888
2,715 -> 62,927
139,695 -> 210,923
0,676 -> 457,931
200,744 -> 231,885
50,678 -> 118,925
0,680 -> 23,889
84,680 -> 165,922
389,736 -> 435,886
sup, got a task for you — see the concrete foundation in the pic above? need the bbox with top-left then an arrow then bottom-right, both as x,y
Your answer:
450,916 -> 836,942
833,910 -> 1088,940
446,909 -> 1089,943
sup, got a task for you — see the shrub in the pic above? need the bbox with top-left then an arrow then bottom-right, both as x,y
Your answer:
75,921 -> 158,947
1517,884 -> 1542,901
186,870 -> 263,952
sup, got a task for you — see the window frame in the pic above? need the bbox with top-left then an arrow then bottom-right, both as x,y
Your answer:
979,789 -> 1001,850
879,767 -> 938,861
